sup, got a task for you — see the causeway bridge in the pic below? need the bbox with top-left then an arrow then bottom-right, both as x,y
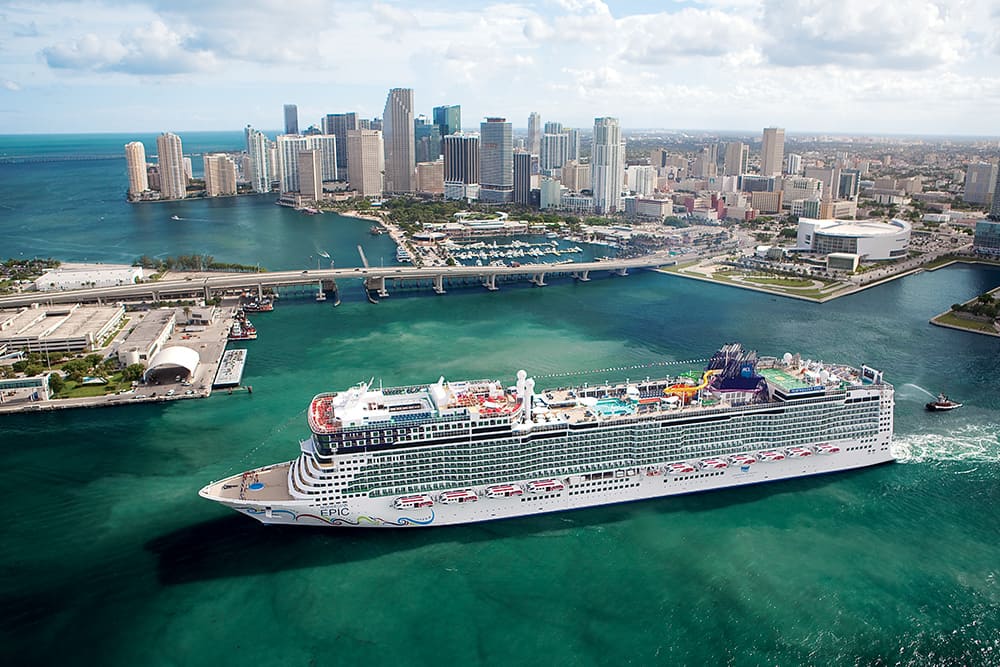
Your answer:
0,253 -> 677,308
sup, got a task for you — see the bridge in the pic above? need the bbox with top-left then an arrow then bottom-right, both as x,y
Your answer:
0,253 -> 678,309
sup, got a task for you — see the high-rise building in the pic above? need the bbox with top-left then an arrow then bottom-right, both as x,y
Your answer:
433,105 -> 461,138
544,121 -> 563,135
514,151 -> 533,205
297,149 -> 323,201
415,116 -> 442,164
626,165 -> 656,197
276,135 -> 309,193
991,168 -> 1000,220
693,144 -> 718,178
203,153 -> 238,197
443,133 -> 480,200
591,117 -> 624,214
156,132 -> 186,200
540,133 -> 569,174
839,169 -> 861,199
346,129 -> 385,197
567,128 -> 580,161
761,127 -> 785,177
323,113 -> 358,177
309,135 -> 338,182
124,141 -> 149,197
723,142 -> 748,177
415,161 -> 444,195
527,112 -> 542,155
561,159 -> 590,192
786,153 -> 802,176
383,88 -> 416,193
479,117 -> 513,203
964,162 -> 998,205
284,104 -> 299,135
245,126 -> 272,193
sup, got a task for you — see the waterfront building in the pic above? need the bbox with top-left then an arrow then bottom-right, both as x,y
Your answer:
443,133 -> 480,201
284,104 -> 299,135
346,129 -> 384,197
245,126 -> 272,193
591,117 -> 625,214
527,112 -> 542,155
761,127 -> 785,177
797,218 -> 911,260
561,192 -> 594,213
383,88 -> 416,193
964,162 -> 998,205
974,220 -> 1000,255
124,141 -> 149,197
156,132 -> 186,200
146,165 -> 160,191
540,176 -> 563,209
415,160 -> 444,195
33,265 -> 143,292
723,142 -> 748,177
540,132 -> 570,174
479,118 -> 513,203
117,309 -> 175,367
309,134 -> 338,182
297,148 -> 323,202
203,153 -> 238,197
433,105 -> 461,139
626,165 -> 656,197
276,135 -> 309,193
415,117 -> 442,164
323,113 -> 357,177
513,151 -> 533,205
0,303 -> 126,353
786,153 -> 802,176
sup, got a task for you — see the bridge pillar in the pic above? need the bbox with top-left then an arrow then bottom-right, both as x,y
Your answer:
376,276 -> 389,298
483,274 -> 498,291
152,290 -> 159,302
203,286 -> 211,301
574,270 -> 590,282
616,267 -> 628,277
532,272 -> 547,287
257,283 -> 264,300
433,274 -> 446,294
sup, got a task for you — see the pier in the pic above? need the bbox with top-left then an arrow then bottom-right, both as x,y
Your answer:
213,349 -> 248,388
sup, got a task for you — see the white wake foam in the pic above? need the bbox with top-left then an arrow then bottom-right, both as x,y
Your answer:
892,423 -> 1000,464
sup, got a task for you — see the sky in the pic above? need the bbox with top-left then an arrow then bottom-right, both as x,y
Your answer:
1,0 -> 999,136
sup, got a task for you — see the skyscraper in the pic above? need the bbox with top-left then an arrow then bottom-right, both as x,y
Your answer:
723,142 -> 748,177
203,153 -> 237,197
433,105 -> 461,138
514,151 -> 533,205
443,133 -> 480,200
540,132 -> 569,174
124,141 -> 149,197
245,126 -> 272,193
383,88 -> 416,193
415,116 -> 442,164
297,149 -> 323,202
156,132 -> 186,200
528,112 -> 542,155
761,127 -> 785,177
591,117 -> 624,214
566,128 -> 580,161
276,135 -> 309,193
479,117 -> 513,203
990,167 -> 1000,220
284,104 -> 299,135
964,162 -> 998,205
346,129 -> 384,197
544,121 -> 563,135
309,135 -> 338,182
323,113 -> 358,177
786,153 -> 802,176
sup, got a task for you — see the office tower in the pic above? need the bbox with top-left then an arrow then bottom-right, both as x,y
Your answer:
309,134 -> 338,182
415,117 -> 442,164
964,162 -> 998,205
284,104 -> 299,135
786,153 -> 802,176
839,170 -> 861,199
416,161 -> 444,195
383,88 -> 415,193
804,166 -> 841,200
297,149 -> 323,201
369,118 -> 382,131
651,148 -> 668,170
591,117 -> 624,214
323,113 -> 358,177
245,126 -> 272,193
991,167 -> 1000,220
544,121 -> 563,135
156,132 -> 186,200
567,128 -> 580,161
723,141 -> 748,176
443,133 -> 480,200
761,127 -> 785,177
540,132 -> 569,174
276,135 -> 309,193
479,117 -> 513,203
693,145 -> 718,178
514,151 -> 532,205
346,129 -> 385,197
203,153 -> 237,197
528,112 -> 542,155
626,165 -> 656,197
561,159 -> 590,192
433,105 -> 461,138
124,141 -> 148,196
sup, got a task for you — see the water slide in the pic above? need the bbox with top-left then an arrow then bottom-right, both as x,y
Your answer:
663,369 -> 721,399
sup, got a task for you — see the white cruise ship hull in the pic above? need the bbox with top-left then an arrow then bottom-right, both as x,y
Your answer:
205,438 -> 893,528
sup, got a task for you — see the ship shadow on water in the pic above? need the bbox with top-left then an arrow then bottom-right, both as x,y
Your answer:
146,467 -> 882,586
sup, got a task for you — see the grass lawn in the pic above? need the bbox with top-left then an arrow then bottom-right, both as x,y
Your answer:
56,373 -> 128,399
743,276 -> 814,287
933,312 -> 998,333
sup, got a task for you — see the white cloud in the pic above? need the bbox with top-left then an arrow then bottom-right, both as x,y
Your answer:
619,9 -> 761,64
3,79 -> 22,91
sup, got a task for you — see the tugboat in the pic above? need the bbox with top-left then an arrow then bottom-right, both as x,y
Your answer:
926,393 -> 962,412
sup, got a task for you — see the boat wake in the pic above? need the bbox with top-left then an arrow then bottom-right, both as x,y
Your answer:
892,423 -> 1000,464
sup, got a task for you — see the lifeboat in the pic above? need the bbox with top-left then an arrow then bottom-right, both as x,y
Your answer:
666,462 -> 697,475
438,489 -> 479,504
730,454 -> 757,466
786,446 -> 813,458
485,484 -> 524,498
700,458 -> 728,470
816,443 -> 841,455
645,466 -> 663,476
526,479 -> 565,493
758,450 -> 786,462
394,494 -> 434,509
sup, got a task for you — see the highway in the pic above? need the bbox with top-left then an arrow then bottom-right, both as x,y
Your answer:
0,253 -> 677,308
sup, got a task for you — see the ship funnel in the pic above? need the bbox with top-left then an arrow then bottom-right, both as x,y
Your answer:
523,377 -> 536,423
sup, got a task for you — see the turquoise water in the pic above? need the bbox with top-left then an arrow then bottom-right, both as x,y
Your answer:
594,397 -> 636,416
2,136 -> 1000,666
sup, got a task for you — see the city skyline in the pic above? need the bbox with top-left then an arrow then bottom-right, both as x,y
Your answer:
2,1 -> 1000,136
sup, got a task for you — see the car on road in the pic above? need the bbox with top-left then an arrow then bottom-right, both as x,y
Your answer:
185,390 -> 195,396
166,389 -> 175,396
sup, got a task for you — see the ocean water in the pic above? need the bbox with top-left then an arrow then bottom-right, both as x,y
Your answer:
2,136 -> 1000,666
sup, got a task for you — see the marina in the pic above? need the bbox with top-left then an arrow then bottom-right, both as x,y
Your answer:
213,348 -> 247,388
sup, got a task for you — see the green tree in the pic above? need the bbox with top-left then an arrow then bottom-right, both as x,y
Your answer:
47,373 -> 65,395
121,364 -> 146,382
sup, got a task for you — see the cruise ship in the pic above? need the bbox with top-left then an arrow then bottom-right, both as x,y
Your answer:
200,344 -> 895,527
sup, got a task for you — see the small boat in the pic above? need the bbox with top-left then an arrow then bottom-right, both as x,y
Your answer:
666,462 -> 697,475
170,215 -> 181,220
758,450 -> 785,462
730,454 -> 757,467
786,446 -> 813,458
369,225 -> 385,235
926,393 -> 962,411
394,494 -> 434,509
526,479 -> 564,493
699,458 -> 728,470
816,443 -> 841,455
485,484 -> 523,498
438,489 -> 478,504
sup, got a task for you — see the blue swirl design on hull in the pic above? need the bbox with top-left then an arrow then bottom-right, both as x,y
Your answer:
239,506 -> 435,527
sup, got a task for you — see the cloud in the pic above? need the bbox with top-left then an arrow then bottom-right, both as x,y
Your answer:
3,80 -> 21,91
619,9 -> 760,64
41,19 -> 213,75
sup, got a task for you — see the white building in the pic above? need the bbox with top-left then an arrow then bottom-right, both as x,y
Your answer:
34,265 -> 144,292
783,176 -> 823,202
125,141 -> 149,197
591,117 -> 624,214
626,165 -> 657,197
245,126 -> 272,193
796,218 -> 911,260
156,132 -> 186,200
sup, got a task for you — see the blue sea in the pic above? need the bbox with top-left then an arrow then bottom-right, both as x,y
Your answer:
1,133 -> 999,666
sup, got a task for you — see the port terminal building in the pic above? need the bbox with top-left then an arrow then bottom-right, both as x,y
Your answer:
117,309 -> 175,367
796,218 -> 911,260
0,303 -> 125,353
33,264 -> 143,292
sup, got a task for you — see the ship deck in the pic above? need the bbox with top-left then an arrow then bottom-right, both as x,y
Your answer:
201,461 -> 293,502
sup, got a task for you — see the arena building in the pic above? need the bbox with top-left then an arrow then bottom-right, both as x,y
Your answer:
796,218 -> 911,260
